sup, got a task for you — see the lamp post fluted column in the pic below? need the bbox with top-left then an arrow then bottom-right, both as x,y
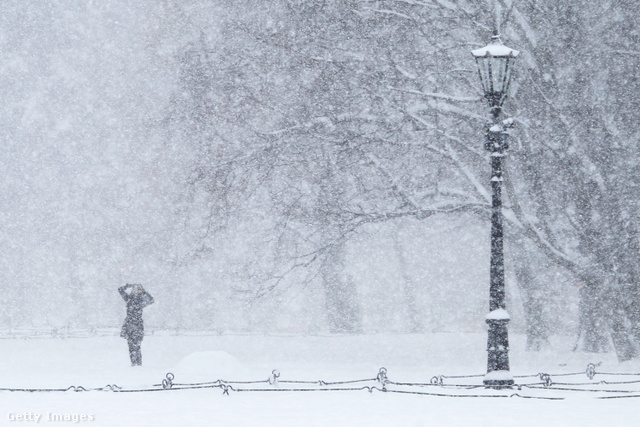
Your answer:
483,110 -> 514,387
471,31 -> 519,388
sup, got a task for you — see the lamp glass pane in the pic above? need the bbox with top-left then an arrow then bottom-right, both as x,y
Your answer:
503,57 -> 513,94
475,57 -> 490,94
490,57 -> 508,94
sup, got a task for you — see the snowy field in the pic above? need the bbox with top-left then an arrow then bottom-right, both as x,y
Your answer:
1,332 -> 640,426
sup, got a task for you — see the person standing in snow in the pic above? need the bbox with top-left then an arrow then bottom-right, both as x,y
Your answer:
118,284 -> 154,366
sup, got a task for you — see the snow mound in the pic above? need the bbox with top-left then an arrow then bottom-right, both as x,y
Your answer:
171,351 -> 251,382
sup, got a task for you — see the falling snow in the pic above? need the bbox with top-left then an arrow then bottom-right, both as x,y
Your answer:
1,1 -> 640,424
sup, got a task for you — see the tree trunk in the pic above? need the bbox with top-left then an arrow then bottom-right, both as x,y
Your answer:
508,233 -> 549,351
322,242 -> 362,334
607,286 -> 638,362
514,265 -> 550,351
578,284 -> 610,353
622,281 -> 640,347
393,223 -> 423,333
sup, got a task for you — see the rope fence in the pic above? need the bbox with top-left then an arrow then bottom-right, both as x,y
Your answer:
3,363 -> 640,400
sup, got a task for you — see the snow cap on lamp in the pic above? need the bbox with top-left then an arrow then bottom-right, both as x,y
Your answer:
472,31 -> 519,109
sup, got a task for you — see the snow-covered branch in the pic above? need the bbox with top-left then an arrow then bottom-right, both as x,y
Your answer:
388,86 -> 480,103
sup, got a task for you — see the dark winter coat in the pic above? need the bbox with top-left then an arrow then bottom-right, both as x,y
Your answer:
119,286 -> 154,342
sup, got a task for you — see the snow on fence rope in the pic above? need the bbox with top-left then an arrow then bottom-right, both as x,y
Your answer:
3,365 -> 640,400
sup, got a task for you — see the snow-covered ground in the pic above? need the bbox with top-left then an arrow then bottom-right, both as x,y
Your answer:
1,332 -> 640,426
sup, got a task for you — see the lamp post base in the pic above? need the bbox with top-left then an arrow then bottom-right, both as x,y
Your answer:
483,370 -> 515,388
485,316 -> 513,388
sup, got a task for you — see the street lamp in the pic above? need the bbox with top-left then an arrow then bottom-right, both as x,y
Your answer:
471,31 -> 519,388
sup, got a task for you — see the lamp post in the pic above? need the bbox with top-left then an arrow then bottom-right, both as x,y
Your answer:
471,31 -> 519,388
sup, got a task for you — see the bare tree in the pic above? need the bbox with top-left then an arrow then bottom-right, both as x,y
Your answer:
168,0 -> 640,357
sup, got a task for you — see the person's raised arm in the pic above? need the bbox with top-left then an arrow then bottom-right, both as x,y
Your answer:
118,285 -> 130,301
143,290 -> 154,307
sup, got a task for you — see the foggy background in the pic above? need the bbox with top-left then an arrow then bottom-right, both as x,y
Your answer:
1,1 -> 638,360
